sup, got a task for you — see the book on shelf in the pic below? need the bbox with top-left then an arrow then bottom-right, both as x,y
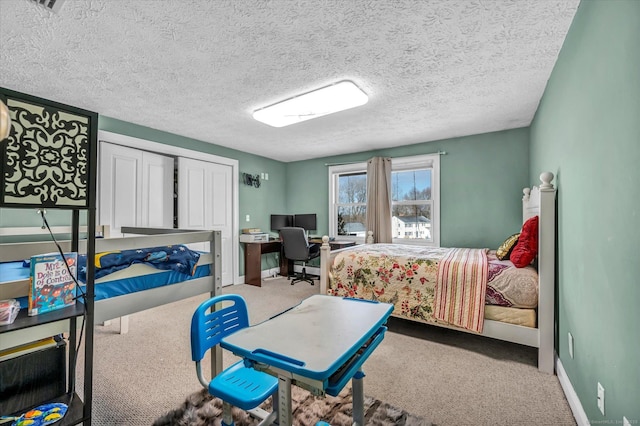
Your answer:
0,336 -> 60,362
28,252 -> 78,316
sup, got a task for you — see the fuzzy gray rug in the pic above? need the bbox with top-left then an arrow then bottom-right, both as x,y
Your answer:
153,386 -> 432,426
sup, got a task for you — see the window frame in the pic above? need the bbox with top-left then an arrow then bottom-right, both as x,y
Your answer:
328,153 -> 440,246
390,154 -> 440,246
328,162 -> 368,244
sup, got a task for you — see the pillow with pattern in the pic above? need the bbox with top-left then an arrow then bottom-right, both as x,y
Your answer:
496,233 -> 520,260
510,216 -> 539,268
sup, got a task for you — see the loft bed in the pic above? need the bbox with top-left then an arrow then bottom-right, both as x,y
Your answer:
319,172 -> 557,374
0,226 -> 222,336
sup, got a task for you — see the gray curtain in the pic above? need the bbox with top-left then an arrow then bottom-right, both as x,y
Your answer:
365,157 -> 392,243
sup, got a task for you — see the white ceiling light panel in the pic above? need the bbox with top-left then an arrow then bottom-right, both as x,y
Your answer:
253,80 -> 369,127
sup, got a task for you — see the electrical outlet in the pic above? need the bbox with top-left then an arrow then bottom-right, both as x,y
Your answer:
623,416 -> 631,426
568,332 -> 574,359
245,214 -> 250,222
597,382 -> 605,415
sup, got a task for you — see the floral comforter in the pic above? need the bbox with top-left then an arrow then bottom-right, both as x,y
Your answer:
327,244 -> 538,327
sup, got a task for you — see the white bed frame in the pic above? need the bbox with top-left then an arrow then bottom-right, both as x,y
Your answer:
95,227 -> 222,322
0,227 -> 222,318
0,226 -> 222,334
0,227 -> 222,356
320,172 -> 557,374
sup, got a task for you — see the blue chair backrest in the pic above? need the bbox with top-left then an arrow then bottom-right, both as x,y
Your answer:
191,294 -> 250,362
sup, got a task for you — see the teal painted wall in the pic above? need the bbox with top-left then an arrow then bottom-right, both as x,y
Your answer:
530,0 -> 639,422
0,209 -> 76,230
0,209 -> 83,244
286,127 -> 530,249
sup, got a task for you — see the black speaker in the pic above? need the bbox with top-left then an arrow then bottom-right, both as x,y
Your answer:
0,339 -> 67,415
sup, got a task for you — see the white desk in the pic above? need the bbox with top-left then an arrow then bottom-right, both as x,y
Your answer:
221,295 -> 393,426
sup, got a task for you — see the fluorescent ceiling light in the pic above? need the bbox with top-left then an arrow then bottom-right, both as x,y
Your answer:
253,80 -> 368,127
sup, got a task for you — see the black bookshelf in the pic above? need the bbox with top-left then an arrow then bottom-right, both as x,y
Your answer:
0,87 -> 98,426
0,304 -> 85,334
2,392 -> 87,426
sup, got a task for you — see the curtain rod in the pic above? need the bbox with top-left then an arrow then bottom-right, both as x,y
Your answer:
324,151 -> 447,167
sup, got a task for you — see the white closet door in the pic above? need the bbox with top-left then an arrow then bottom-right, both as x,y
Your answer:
99,143 -> 142,237
99,143 -> 173,237
178,157 -> 233,286
141,153 -> 174,228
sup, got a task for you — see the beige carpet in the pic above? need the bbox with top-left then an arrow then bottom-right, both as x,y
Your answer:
76,277 -> 576,425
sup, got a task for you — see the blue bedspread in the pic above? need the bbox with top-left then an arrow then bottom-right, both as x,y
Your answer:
2,245 -> 205,307
77,244 -> 201,281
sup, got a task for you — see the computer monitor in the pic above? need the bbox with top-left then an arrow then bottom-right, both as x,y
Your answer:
294,213 -> 317,231
270,214 -> 293,231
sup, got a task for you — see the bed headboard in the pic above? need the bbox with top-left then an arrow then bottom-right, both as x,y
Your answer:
524,171 -> 556,373
522,171 -> 555,223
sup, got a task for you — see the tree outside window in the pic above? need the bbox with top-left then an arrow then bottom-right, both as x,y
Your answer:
336,172 -> 367,236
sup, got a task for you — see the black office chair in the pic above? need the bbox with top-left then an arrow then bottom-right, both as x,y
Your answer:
279,226 -> 320,285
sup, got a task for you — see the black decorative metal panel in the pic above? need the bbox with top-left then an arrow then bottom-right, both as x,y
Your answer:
0,89 -> 97,209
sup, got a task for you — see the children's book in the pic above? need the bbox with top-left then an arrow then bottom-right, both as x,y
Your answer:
28,252 -> 77,316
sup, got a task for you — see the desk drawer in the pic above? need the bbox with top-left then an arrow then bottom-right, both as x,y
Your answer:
325,326 -> 387,397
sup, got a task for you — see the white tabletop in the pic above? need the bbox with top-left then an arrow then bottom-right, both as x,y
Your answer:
220,295 -> 393,380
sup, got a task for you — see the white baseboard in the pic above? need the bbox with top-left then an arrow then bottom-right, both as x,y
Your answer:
556,356 -> 589,426
237,267 -> 286,285
263,267 -> 280,279
237,267 -> 280,280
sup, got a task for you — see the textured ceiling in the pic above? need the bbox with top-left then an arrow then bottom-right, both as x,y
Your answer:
0,0 -> 579,162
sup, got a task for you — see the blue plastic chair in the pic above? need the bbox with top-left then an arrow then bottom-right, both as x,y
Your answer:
191,294 -> 278,426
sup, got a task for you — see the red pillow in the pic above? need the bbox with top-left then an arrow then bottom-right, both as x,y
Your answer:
510,216 -> 539,268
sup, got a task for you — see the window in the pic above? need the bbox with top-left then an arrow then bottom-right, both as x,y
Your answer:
390,155 -> 439,245
329,164 -> 368,238
328,154 -> 440,246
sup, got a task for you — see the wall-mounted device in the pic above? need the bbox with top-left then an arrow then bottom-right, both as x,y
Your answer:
241,173 -> 261,188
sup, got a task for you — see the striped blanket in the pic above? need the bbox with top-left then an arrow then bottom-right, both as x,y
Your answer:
328,244 -> 496,333
434,248 -> 488,333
